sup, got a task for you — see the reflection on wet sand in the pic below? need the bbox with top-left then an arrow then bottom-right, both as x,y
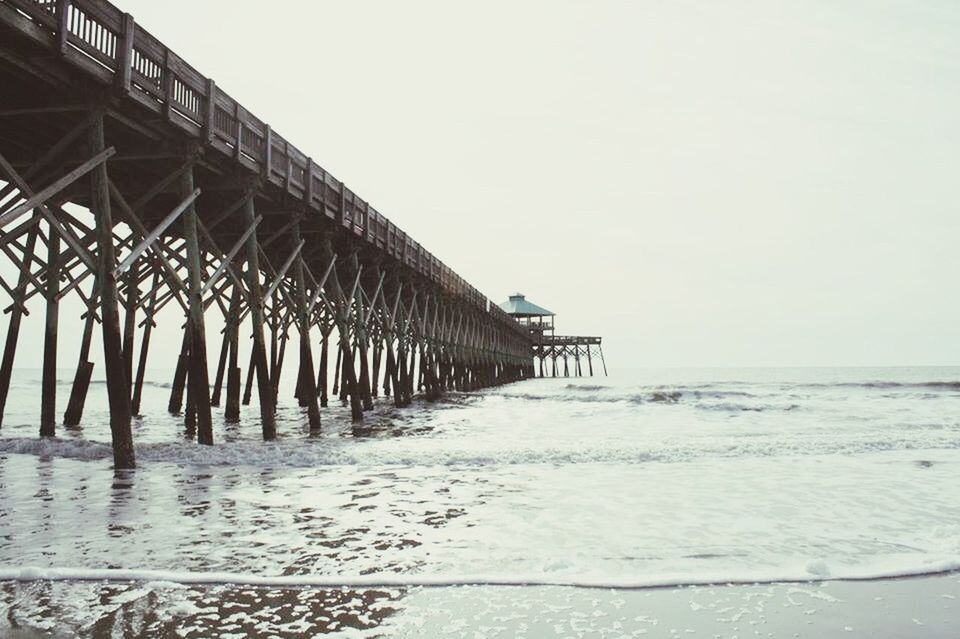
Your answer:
1,581 -> 404,638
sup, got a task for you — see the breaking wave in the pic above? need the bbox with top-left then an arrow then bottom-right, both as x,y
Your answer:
2,433 -> 959,468
505,389 -> 797,412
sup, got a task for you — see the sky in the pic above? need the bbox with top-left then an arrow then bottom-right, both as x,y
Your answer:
6,0 -> 960,368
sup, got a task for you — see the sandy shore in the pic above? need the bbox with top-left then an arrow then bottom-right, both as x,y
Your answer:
2,572 -> 959,637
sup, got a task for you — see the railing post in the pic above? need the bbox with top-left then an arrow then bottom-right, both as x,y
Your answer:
284,140 -> 291,191
262,124 -> 272,180
115,13 -> 134,94
203,78 -> 216,144
305,157 -> 314,205
56,0 -> 71,55
162,50 -> 173,121
233,102 -> 242,161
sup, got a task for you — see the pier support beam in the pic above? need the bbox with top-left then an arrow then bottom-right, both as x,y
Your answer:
131,269 -> 159,415
317,329 -> 330,408
39,225 -> 59,437
181,164 -> 213,445
324,242 -> 363,423
224,287 -> 242,421
168,327 -> 189,413
63,285 -> 97,426
90,113 -> 134,469
292,224 -> 321,432
0,219 -> 40,429
242,194 -> 276,439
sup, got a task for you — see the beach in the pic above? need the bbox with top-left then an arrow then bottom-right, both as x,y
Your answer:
3,573 -> 959,637
0,367 -> 958,636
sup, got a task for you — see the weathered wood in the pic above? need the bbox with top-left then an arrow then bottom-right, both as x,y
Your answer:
271,322 -> 288,412
63,276 -> 98,426
210,329 -> 229,408
371,342 -> 382,399
168,328 -> 190,413
112,188 -> 199,277
130,294 -> 155,417
331,340 -> 341,398
325,260 -> 363,422
0,217 -> 39,429
225,363 -> 241,421
0,146 -> 116,228
224,292 -> 241,421
242,347 -> 254,406
0,0 -> 581,447
121,266 -> 138,396
89,113 -> 134,469
211,284 -> 239,409
39,223 -> 59,436
181,164 -> 213,445
116,12 -> 134,93
242,195 -> 276,439
317,331 -> 329,408
292,224 -> 321,431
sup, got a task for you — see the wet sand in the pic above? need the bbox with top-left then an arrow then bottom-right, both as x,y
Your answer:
2,572 -> 958,637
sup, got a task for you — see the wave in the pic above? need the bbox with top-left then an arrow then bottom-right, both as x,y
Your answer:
696,401 -> 801,412
2,559 -> 958,590
507,390 -> 797,412
2,435 -> 959,468
798,381 -> 960,391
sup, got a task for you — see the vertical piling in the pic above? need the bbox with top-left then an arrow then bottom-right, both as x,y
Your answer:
90,113 -> 134,469
168,327 -> 190,413
39,225 -> 59,437
63,273 -> 98,426
131,269 -> 159,415
242,348 -> 255,406
224,287 -> 242,421
292,224 -> 321,431
317,331 -> 329,408
210,330 -> 230,407
121,266 -> 137,396
241,194 -> 276,439
0,220 -> 39,429
181,164 -> 213,445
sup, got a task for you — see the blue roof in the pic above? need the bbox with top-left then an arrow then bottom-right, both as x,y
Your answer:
499,293 -> 553,317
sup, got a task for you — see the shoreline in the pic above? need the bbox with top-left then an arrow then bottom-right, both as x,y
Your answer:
3,572 -> 959,637
3,564 -> 960,591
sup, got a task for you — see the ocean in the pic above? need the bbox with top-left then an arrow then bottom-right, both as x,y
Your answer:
0,366 -> 958,636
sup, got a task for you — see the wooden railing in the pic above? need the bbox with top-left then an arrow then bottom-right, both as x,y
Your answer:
539,335 -> 602,345
0,0 -> 525,333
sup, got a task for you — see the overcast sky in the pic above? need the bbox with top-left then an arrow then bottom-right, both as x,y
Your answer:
8,0 -> 960,369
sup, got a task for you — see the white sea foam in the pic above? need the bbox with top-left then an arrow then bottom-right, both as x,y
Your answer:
2,433 -> 959,467
1,366 -> 960,631
3,559 -> 959,590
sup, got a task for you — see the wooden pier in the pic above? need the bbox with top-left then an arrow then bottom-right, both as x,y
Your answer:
0,0 -> 541,468
499,294 -> 606,378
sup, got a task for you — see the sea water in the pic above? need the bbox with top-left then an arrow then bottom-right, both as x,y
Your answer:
0,366 -> 958,635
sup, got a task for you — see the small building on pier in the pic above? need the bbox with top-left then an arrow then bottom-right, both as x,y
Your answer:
499,294 -> 606,377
